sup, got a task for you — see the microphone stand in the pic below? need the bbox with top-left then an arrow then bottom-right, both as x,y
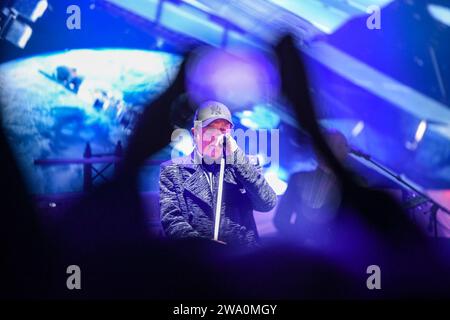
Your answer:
350,149 -> 450,238
213,136 -> 226,241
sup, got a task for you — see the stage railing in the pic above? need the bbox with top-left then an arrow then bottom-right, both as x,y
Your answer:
34,141 -> 165,192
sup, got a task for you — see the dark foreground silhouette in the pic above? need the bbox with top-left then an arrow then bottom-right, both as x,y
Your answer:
2,35 -> 450,300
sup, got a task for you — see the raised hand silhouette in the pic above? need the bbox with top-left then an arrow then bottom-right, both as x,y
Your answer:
119,54 -> 194,179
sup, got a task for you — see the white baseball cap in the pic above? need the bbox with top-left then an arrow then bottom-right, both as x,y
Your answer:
194,100 -> 234,128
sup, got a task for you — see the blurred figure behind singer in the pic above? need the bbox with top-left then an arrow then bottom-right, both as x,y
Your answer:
273,130 -> 349,248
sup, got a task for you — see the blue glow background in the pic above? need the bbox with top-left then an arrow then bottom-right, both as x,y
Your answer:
0,0 -> 449,199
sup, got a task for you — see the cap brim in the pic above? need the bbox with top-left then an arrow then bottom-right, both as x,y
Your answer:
199,117 -> 234,128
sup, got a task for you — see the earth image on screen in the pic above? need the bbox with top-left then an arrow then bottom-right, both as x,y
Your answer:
0,48 -> 182,194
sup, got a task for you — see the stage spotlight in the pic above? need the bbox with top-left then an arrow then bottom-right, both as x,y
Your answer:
406,120 -> 428,150
415,120 -> 428,143
428,4 -> 450,27
351,121 -> 365,137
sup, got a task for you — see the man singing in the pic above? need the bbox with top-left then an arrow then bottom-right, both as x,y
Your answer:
159,101 -> 277,247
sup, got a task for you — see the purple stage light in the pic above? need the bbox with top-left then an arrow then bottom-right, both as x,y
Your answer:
186,47 -> 280,109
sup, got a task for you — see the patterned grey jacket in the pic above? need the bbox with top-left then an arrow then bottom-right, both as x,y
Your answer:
159,148 -> 277,247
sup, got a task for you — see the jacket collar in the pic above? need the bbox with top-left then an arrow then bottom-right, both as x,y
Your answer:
180,151 -> 237,208
183,168 -> 214,207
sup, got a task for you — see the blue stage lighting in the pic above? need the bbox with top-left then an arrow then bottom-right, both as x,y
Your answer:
428,4 -> 450,27
264,169 -> 287,196
236,103 -> 280,129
